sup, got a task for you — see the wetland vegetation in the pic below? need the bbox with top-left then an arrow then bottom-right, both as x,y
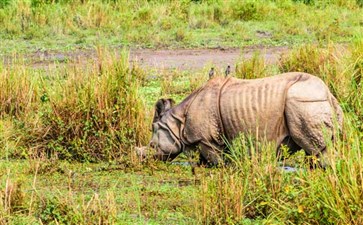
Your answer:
0,0 -> 363,53
1,0 -> 363,224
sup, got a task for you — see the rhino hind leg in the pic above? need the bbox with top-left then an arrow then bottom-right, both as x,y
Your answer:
285,99 -> 334,167
284,76 -> 340,167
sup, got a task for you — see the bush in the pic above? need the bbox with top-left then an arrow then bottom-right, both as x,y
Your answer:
229,0 -> 276,21
235,51 -> 269,79
196,117 -> 363,224
0,49 -> 148,161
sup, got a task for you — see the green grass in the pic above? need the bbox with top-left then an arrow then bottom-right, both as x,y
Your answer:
0,49 -> 149,161
1,10 -> 363,222
0,0 -> 363,54
0,160 -> 199,224
1,41 -> 363,224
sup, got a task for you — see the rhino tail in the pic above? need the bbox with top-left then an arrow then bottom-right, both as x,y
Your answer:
329,93 -> 343,133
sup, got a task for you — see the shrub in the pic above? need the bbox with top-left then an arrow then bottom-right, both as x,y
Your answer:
235,51 -> 269,79
196,115 -> 363,224
0,49 -> 148,161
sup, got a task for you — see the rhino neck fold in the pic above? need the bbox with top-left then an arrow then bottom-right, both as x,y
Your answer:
216,77 -> 231,142
171,77 -> 231,147
168,83 -> 209,146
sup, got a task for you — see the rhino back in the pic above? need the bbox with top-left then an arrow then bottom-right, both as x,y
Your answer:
220,75 -> 299,142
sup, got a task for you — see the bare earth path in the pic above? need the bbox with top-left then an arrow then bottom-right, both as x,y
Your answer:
2,46 -> 289,71
130,46 -> 288,70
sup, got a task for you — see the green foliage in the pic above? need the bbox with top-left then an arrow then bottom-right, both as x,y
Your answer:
279,44 -> 336,75
197,114 -> 363,224
1,8 -> 363,222
0,0 -> 362,52
230,0 -> 262,21
0,49 -> 148,161
293,0 -> 314,5
235,51 -> 269,79
278,43 -> 363,132
38,198 -> 81,224
294,0 -> 363,7
0,0 -> 10,8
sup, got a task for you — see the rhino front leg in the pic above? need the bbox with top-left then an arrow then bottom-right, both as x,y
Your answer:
199,142 -> 223,167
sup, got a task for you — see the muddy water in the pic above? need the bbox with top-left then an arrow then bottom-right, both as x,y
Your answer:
171,161 -> 301,173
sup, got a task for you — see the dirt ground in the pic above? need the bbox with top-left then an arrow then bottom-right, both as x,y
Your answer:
2,46 -> 289,71
130,46 -> 288,70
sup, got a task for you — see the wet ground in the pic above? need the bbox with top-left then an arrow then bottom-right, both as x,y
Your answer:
2,46 -> 289,71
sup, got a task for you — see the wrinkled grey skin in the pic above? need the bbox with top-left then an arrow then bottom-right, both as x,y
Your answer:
145,72 -> 343,166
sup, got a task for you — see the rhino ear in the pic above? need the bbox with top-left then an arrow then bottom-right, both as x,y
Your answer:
153,98 -> 175,123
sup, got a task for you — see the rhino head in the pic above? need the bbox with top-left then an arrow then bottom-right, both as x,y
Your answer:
149,98 -> 184,161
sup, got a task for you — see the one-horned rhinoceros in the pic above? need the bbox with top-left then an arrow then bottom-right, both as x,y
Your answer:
146,72 -> 343,166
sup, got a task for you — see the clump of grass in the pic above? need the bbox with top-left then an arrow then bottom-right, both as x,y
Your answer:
37,191 -> 117,224
81,192 -> 117,224
235,51 -> 269,79
196,135 -> 290,224
351,39 -> 363,86
0,49 -> 148,161
160,71 -> 178,95
198,170 -> 247,224
279,44 -> 346,98
160,70 -> 192,96
278,43 -> 363,131
0,63 -> 40,117
196,112 -> 363,224
229,0 -> 272,21
345,40 -> 363,131
0,118 -> 27,159
175,28 -> 191,42
37,196 -> 82,224
39,49 -> 148,161
1,1 -> 363,52
188,70 -> 206,91
0,177 -> 26,221
27,157 -> 64,175
278,44 -> 338,76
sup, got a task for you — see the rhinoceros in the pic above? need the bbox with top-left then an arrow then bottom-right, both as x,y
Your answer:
147,72 -> 343,166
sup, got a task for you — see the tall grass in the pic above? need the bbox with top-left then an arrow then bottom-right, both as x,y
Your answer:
196,115 -> 363,224
160,69 -> 207,97
2,39 -> 363,224
194,41 -> 363,224
0,62 -> 39,116
0,0 -> 362,52
279,42 -> 363,131
235,51 -> 269,79
279,44 -> 343,92
0,49 -> 148,161
0,172 -> 119,224
0,177 -> 25,223
0,160 -> 198,224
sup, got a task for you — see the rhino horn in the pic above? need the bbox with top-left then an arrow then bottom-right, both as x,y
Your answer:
153,98 -> 175,123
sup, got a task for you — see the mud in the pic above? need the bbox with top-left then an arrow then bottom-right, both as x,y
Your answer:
130,46 -> 288,70
1,46 -> 289,71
